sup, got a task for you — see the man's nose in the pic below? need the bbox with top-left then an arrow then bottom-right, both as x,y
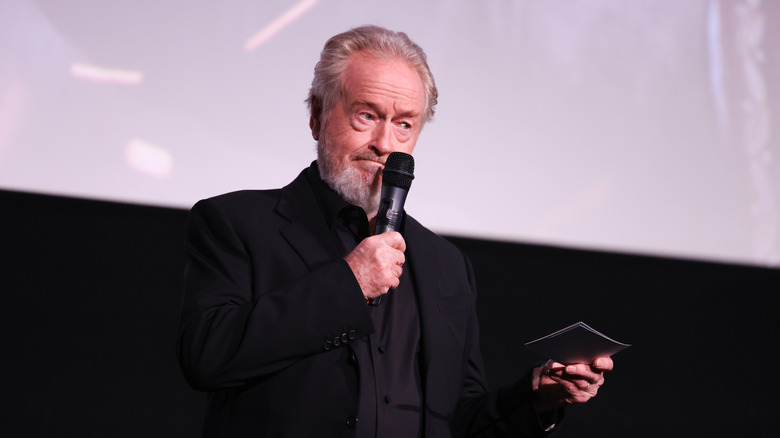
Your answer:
370,121 -> 394,155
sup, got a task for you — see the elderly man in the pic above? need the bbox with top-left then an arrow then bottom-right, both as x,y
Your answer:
178,25 -> 612,437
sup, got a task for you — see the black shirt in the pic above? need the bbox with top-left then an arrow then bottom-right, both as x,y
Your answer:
306,163 -> 424,437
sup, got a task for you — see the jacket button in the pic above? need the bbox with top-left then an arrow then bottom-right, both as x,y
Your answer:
333,336 -> 342,347
345,416 -> 358,428
348,330 -> 356,340
323,340 -> 333,351
341,332 -> 348,342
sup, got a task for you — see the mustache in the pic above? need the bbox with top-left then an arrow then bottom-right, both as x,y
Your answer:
351,152 -> 385,166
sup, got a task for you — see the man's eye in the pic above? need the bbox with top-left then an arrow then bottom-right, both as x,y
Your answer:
361,113 -> 373,121
400,122 -> 411,130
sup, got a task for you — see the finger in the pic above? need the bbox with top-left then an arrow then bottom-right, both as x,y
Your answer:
547,374 -> 599,404
562,365 -> 606,388
543,366 -> 603,406
565,364 -> 602,380
381,231 -> 406,252
546,373 -> 590,396
546,361 -> 603,387
565,364 -> 587,377
549,373 -> 595,391
581,376 -> 605,395
398,252 -> 405,266
592,356 -> 614,371
389,275 -> 401,289
572,374 -> 605,391
544,360 -> 565,376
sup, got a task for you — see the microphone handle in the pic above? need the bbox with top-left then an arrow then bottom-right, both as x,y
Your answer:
369,185 -> 409,306
374,186 -> 408,234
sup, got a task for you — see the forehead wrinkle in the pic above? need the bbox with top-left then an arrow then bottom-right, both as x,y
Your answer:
349,92 -> 421,117
346,80 -> 420,102
346,81 -> 424,120
341,53 -> 424,110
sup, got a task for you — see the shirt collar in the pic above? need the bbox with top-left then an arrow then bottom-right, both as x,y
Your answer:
305,161 -> 364,231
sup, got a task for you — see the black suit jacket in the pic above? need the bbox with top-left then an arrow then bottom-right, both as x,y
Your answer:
178,168 -> 549,437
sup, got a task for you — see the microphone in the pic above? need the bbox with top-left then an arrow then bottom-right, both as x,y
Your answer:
369,151 -> 415,306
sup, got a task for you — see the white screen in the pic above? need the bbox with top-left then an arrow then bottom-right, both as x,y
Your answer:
2,0 -> 779,266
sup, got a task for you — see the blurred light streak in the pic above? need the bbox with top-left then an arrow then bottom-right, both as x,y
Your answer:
244,0 -> 319,52
125,139 -> 173,178
70,63 -> 143,85
707,0 -> 729,138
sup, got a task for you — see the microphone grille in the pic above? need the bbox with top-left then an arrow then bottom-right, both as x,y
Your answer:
383,152 -> 415,190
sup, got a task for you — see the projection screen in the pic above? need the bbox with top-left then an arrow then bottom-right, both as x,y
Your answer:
1,0 -> 778,266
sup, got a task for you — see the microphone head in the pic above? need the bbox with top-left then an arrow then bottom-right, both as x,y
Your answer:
382,152 -> 415,190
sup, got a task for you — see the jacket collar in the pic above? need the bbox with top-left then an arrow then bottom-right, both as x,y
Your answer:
276,165 -> 343,269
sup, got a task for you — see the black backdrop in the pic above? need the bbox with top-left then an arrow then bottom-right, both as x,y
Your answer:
2,189 -> 779,437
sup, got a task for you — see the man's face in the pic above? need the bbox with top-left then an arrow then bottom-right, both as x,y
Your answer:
314,51 -> 426,218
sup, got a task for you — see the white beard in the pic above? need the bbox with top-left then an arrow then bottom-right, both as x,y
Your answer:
317,134 -> 382,218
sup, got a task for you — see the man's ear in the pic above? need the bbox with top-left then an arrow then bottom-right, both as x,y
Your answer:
309,97 -> 322,141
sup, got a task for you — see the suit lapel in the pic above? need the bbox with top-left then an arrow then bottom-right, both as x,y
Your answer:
406,217 -> 476,428
276,170 -> 342,269
404,218 -> 443,392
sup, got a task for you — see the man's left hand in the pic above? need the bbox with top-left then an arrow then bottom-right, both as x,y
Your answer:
531,356 -> 613,413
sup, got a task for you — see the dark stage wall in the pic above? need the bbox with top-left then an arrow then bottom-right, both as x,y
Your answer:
2,189 -> 779,437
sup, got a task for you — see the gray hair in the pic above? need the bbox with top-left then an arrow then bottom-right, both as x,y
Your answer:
306,25 -> 438,124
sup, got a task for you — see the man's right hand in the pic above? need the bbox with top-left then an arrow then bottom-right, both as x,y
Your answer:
344,231 -> 406,300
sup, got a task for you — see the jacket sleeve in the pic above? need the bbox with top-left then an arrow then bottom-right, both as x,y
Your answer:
176,196 -> 374,391
451,253 -> 561,437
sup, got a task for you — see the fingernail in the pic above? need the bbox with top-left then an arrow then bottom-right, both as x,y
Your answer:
595,359 -> 603,367
566,365 -> 576,374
